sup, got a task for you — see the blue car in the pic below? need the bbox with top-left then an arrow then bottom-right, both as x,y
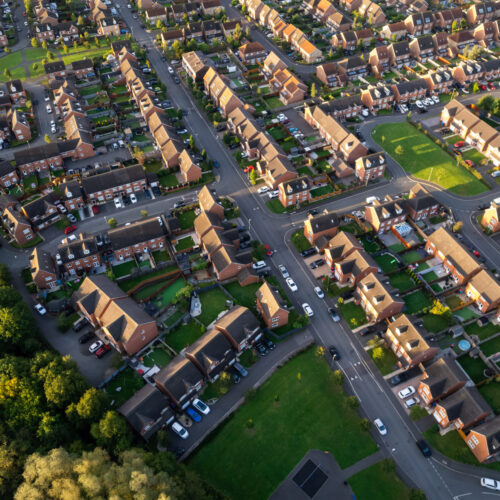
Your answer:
186,407 -> 201,422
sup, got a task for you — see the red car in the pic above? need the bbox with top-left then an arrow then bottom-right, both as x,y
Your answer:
64,225 -> 77,235
488,82 -> 495,90
454,141 -> 465,148
473,250 -> 480,258
464,160 -> 474,167
264,244 -> 273,256
243,165 -> 254,173
480,84 -> 487,91
95,344 -> 111,358
92,205 -> 99,214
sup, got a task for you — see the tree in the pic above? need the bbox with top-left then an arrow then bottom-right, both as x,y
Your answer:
63,44 -> 69,54
297,372 -> 302,382
3,69 -> 10,79
156,19 -> 163,29
90,411 -> 132,453
452,221 -> 463,233
77,15 -> 84,26
372,346 -> 384,360
0,303 -> 37,347
42,40 -> 48,50
395,144 -> 404,155
44,134 -> 51,143
0,286 -> 21,308
0,265 -> 11,286
472,82 -> 480,93
173,284 -> 194,304
140,209 -> 148,218
332,369 -> 344,385
478,95 -> 494,113
107,217 -> 117,228
0,444 -> 21,499
315,346 -> 325,357
451,19 -> 459,33
189,134 -> 195,149
249,169 -> 258,185
310,82 -> 317,98
360,418 -> 371,431
233,23 -> 242,41
346,395 -> 359,408
31,37 -> 39,48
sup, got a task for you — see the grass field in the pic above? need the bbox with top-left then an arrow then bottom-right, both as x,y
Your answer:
105,367 -> 145,408
339,302 -> 367,329
480,336 -> 500,357
177,209 -> 197,229
198,287 -> 230,325
389,272 -> 416,292
465,322 -> 500,341
189,348 -> 378,499
375,253 -> 400,273
166,321 -> 205,353
372,122 -> 488,196
404,290 -> 431,314
348,460 -> 412,500
119,266 -> 178,292
291,230 -> 311,253
224,281 -> 261,311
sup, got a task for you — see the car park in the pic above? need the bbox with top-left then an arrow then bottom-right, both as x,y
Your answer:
114,197 -> 122,209
78,331 -> 93,344
186,407 -> 202,422
34,303 -> 47,315
302,303 -> 313,317
374,418 -> 387,435
398,386 -> 416,399
314,286 -> 324,299
192,398 -> 210,415
481,478 -> 500,491
96,344 -> 111,358
328,307 -> 340,322
171,421 -> 189,439
278,264 -> 289,278
252,260 -> 266,270
286,277 -> 298,291
416,439 -> 431,457
257,186 -> 269,194
89,341 -> 103,354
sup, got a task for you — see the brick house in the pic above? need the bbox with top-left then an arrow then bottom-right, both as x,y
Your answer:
481,202 -> 500,233
260,156 -> 297,189
474,21 -> 497,47
316,62 -> 346,88
337,55 -> 367,80
418,358 -> 467,406
2,205 -> 35,246
210,246 -> 254,281
326,12 -> 352,32
433,32 -> 450,57
361,84 -> 394,111
299,40 -> 322,63
465,416 -> 500,463
404,184 -> 439,221
423,68 -> 454,95
263,51 -> 287,76
331,30 -> 356,51
466,2 -> 497,25
389,41 -> 411,68
332,249 -> 378,286
448,31 -> 477,58
239,42 -> 267,63
434,8 -> 463,30
60,180 -> 85,211
409,35 -> 435,62
278,176 -> 311,208
425,227 -> 482,285
179,149 -> 202,183
384,314 -> 438,370
107,217 -> 167,261
392,79 -> 428,103
355,273 -> 404,323
145,4 -> 167,23
97,16 -> 120,36
34,23 -> 55,42
44,61 -> 67,80
82,165 -> 147,203
269,68 -> 307,105
464,269 -> 500,313
304,210 -> 339,246
355,152 -> 386,182
364,196 -> 407,234
7,80 -> 26,105
71,59 -> 94,80
381,21 -> 407,41
75,275 -> 158,356
404,12 -> 434,36
483,58 -> 500,81
369,46 -> 391,76
324,231 -> 363,270
452,61 -> 484,86
214,305 -> 263,352
256,281 -> 289,329
13,143 -> 64,176
160,30 -> 185,47
0,160 -> 18,188
57,234 -> 101,275
198,185 -> 225,219
29,248 -> 58,289
194,211 -> 226,240
182,51 -> 209,81
21,192 -> 61,231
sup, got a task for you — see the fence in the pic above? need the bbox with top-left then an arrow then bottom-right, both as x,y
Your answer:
97,363 -> 128,389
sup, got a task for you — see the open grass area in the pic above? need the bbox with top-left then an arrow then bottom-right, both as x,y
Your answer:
479,381 -> 500,414
112,260 -> 138,278
198,287 -> 230,325
465,322 -> 500,341
389,272 -> 416,292
177,209 -> 197,229
458,355 -> 487,383
348,460 -> 412,500
141,346 -> 172,368
480,336 -> 500,357
291,230 -> 311,253
266,199 -> 286,213
224,281 -> 260,311
462,148 -> 485,165
159,173 -> 179,187
105,367 -> 145,408
369,345 -> 398,375
166,321 -> 205,353
374,253 -> 400,273
189,348 -> 378,499
422,313 -> 453,333
340,221 -> 364,235
175,235 -> 195,251
401,250 -> 422,264
404,290 -> 431,314
372,122 -> 488,196
0,51 -> 23,72
339,302 -> 367,330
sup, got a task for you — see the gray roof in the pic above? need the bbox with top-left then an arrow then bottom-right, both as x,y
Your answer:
307,211 -> 339,234
0,160 -> 15,178
44,61 -> 66,74
421,358 -> 467,400
81,165 -> 146,196
57,235 -> 99,264
107,216 -> 165,250
22,191 -> 59,219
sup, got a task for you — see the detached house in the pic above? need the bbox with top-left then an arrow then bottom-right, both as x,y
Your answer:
0,160 -> 18,188
21,192 -> 60,231
304,209 -> 339,246
10,110 -> 31,142
182,51 -> 209,81
481,202 -> 500,233
381,21 -> 407,41
29,248 -> 57,290
405,184 -> 439,221
332,249 -> 378,286
465,416 -> 500,463
464,269 -> 500,313
278,176 -> 311,208
2,204 -> 35,246
355,152 -> 386,182
364,196 -> 407,233
324,231 -> 363,270
256,281 -> 289,329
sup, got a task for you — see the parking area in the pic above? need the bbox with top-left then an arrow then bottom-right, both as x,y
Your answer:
389,372 -> 424,414
304,254 -> 328,279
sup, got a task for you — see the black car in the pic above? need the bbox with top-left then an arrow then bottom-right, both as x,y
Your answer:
301,247 -> 317,258
416,439 -> 431,457
328,307 -> 340,322
231,372 -> 240,384
78,331 -> 93,344
73,317 -> 88,332
328,345 -> 340,360
262,337 -> 275,350
477,203 -> 489,210
256,343 -> 268,356
307,209 -> 319,216
310,258 -> 325,269
122,195 -> 131,205
152,186 -> 161,197
388,371 -> 410,386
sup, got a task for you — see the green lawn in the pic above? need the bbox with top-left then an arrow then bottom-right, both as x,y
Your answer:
348,460 -> 412,500
388,242 -> 406,253
175,235 -> 195,251
458,356 -> 487,383
159,173 -> 179,187
224,281 -> 261,311
462,148 -> 485,165
389,272 -> 416,292
24,48 -> 47,61
105,367 -> 145,408
422,313 -> 453,333
404,290 -> 431,314
423,271 -> 439,282
372,122 -> 488,196
266,199 -> 286,213
119,266 -> 178,292
268,126 -> 287,141
264,96 -> 282,109
291,230 -> 311,253
0,51 -> 23,72
340,222 -> 363,235
401,250 -> 422,264
177,209 -> 197,229
479,381 -> 500,414
480,336 -> 500,357
339,302 -> 367,330
198,288 -> 230,325
112,260 -> 138,278
134,276 -> 185,303
369,345 -> 398,375
141,347 -> 171,368
297,166 -> 313,177
465,322 -> 500,341
166,321 -> 205,352
311,185 -> 334,197
360,236 -> 381,254
375,253 -> 400,273
189,348 -> 378,499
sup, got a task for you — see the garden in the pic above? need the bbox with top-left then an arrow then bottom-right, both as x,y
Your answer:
105,367 -> 145,408
339,301 -> 367,330
389,272 -> 417,293
166,321 -> 205,353
403,290 -> 432,314
374,253 -> 400,273
224,281 -> 261,312
198,287 -> 231,326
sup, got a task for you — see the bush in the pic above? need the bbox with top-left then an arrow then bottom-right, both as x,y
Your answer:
346,395 -> 359,409
360,418 -> 371,431
332,369 -> 344,385
57,313 -> 75,333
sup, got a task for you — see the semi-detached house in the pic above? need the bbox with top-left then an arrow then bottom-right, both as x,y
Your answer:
57,233 -> 101,275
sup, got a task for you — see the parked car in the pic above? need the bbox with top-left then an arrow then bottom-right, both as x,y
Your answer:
256,343 -> 268,356
92,205 -> 99,215
398,386 -> 416,399
186,407 -> 201,422
96,344 -> 111,358
67,214 -> 77,224
264,244 -> 273,256
374,418 -> 387,435
310,258 -> 325,269
192,398 -> 210,415
416,439 -> 431,457
233,362 -> 248,377
78,331 -> 93,344
231,372 -> 240,384
388,371 -> 410,386
405,397 -> 419,408
278,264 -> 289,278
64,225 -> 77,235
262,337 -> 275,350
113,197 -> 122,209
302,303 -> 313,317
286,277 -> 298,292
328,307 -> 340,322
130,193 -> 137,204
171,421 -> 189,439
257,186 -> 269,194
73,317 -> 88,332
252,260 -> 266,270
314,286 -> 324,299
328,345 -> 340,360
454,140 -> 465,148
301,247 -> 317,258
34,303 -> 47,315
481,478 -> 500,491
89,341 -> 103,354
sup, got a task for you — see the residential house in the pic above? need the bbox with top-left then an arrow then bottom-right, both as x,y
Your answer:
75,275 -> 158,355
326,11 -> 352,32
355,273 -> 404,323
316,62 -> 346,88
434,8 -> 464,31
355,152 -> 386,182
239,42 -> 267,63
381,21 -> 407,41
160,30 -> 184,47
364,196 -> 407,233
299,40 -> 322,63
425,227 -> 482,285
256,281 -> 289,329
358,0 -> 386,26
145,4 -> 167,23
466,119 -> 498,153
57,22 -> 79,41
1,203 -> 35,246
179,149 -> 202,183
304,209 -> 339,246
338,0 -> 361,13
361,83 -> 394,111
369,46 -> 391,76
260,156 -> 298,190
337,55 -> 367,80
331,30 -> 357,52
72,59 -> 94,80
0,26 -> 7,47
418,358 -> 467,405
474,21 -> 497,47
269,68 -> 307,105
57,233 -> 101,275
0,160 -> 18,188
29,248 -> 58,289
486,135 -> 500,166
384,314 -> 438,370
198,185 -> 225,219
355,28 -> 374,46
405,184 -> 439,221
392,79 -> 428,103
179,51 -> 207,80
324,231 -> 363,269
210,245 -> 254,281
44,61 -> 66,80
194,211 -> 226,239
466,2 -> 497,25
6,80 -> 26,105
107,217 -> 167,261
389,41 -> 411,68
424,68 -> 454,95
481,202 -> 500,233
464,269 -> 500,313
118,385 -> 175,440
21,192 -> 60,231
10,110 -> 31,142
154,355 -> 204,409
332,249 -> 378,286
433,32 -> 450,57
404,12 -> 434,36
409,35 -> 435,61
34,23 -> 55,42
465,416 -> 500,463
278,176 -> 311,207
263,51 -> 287,76
448,31 -> 477,58
60,180 -> 85,211
482,58 -> 500,81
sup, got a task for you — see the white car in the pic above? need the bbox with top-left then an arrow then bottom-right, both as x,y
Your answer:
415,100 -> 424,109
168,66 -> 174,74
89,341 -> 103,353
278,264 -> 289,278
361,108 -> 369,117
302,303 -> 314,317
257,186 -> 269,194
268,190 -> 279,199
34,303 -> 47,315
252,260 -> 266,270
365,196 -> 380,204
44,95 -> 50,102
127,3 -> 131,7
432,95 -> 440,104
46,104 -> 52,113
171,421 -> 189,440
398,385 -> 416,399
374,418 -> 387,436
481,478 -> 500,491
286,277 -> 298,292
192,398 -> 210,415
61,234 -> 77,244
58,204 -> 67,213
114,197 -> 122,209
405,397 -> 419,408
24,21 -> 28,26
130,193 -> 137,203
314,286 -> 324,299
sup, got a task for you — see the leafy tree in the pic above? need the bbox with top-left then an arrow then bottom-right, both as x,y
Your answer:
249,168 -> 258,185
346,395 -> 359,408
107,217 -> 117,228
42,40 -> 48,50
0,303 -> 37,347
77,15 -> 84,26
452,221 -> 463,233
63,44 -> 69,54
75,388 -> 108,422
156,19 -> 163,29
472,82 -> 480,93
0,265 -> 11,286
233,23 -> 242,41
360,418 -> 371,431
478,95 -> 494,113
0,444 -> 21,498
315,346 -> 325,357
310,82 -> 316,98
395,144 -> 404,155
90,411 -> 132,453
372,346 -> 384,360
36,412 -> 69,450
0,287 -> 21,308
140,209 -> 148,218
332,369 -> 344,385
189,134 -> 195,149
31,38 -> 38,48
3,69 -> 10,79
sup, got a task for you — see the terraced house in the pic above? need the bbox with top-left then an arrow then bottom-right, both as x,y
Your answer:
464,269 -> 500,313
304,210 -> 339,246
56,233 -> 101,275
